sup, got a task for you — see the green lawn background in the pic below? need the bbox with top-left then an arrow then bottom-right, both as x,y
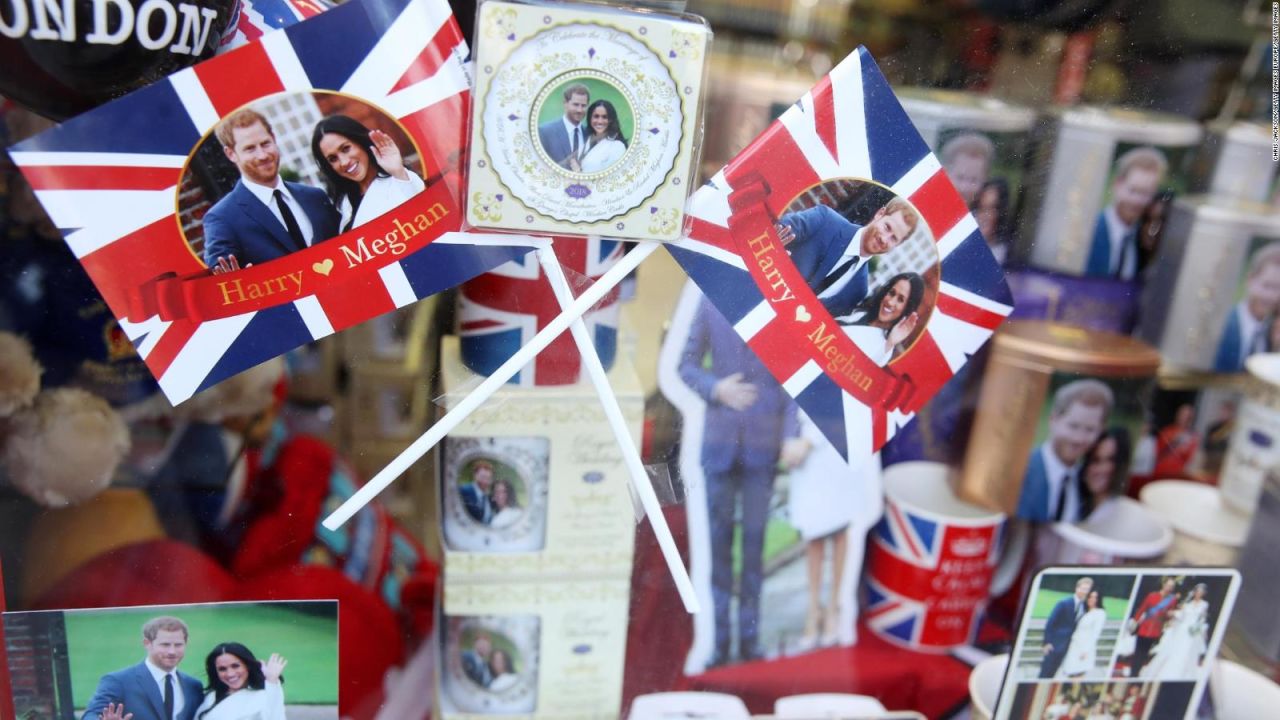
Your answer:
536,77 -> 635,144
65,603 -> 338,707
1030,589 -> 1130,623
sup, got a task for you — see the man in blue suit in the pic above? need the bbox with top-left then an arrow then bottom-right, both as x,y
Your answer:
1085,146 -> 1166,281
1214,242 -> 1280,372
1040,577 -> 1093,678
536,83 -> 590,169
202,108 -> 340,273
775,197 -> 920,318
461,633 -> 495,688
679,296 -> 807,665
82,616 -> 204,720
459,459 -> 496,524
1016,379 -> 1112,523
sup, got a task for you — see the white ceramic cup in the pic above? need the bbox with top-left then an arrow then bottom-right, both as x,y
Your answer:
968,653 -> 1009,720
1210,659 -> 1280,720
1140,480 -> 1249,566
1039,496 -> 1173,565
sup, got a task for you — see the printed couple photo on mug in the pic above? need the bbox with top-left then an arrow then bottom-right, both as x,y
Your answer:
440,614 -> 539,714
441,436 -> 550,553
994,567 -> 1240,720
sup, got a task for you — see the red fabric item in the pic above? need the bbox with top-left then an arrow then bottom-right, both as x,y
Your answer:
622,506 -> 970,718
237,565 -> 406,720
1133,590 -> 1177,638
32,539 -> 237,610
231,434 -> 438,636
1152,426 -> 1199,479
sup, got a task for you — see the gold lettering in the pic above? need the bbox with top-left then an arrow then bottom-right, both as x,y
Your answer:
218,279 -> 245,305
393,215 -> 418,241
341,238 -> 372,269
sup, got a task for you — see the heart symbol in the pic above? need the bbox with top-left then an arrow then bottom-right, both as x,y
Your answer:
794,305 -> 811,323
313,258 -> 334,276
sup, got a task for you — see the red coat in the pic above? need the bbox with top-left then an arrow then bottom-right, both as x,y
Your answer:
1133,590 -> 1177,638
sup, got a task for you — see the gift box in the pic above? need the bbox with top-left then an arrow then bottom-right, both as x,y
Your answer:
435,335 -> 642,581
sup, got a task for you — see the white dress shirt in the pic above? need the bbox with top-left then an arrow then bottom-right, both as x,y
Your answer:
242,177 -> 317,247
1102,205 -> 1136,280
818,226 -> 871,301
1039,442 -> 1081,522
144,658 -> 185,719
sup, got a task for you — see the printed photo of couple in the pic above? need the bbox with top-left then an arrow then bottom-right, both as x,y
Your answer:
1015,574 -> 1136,681
1112,575 -> 1232,681
456,457 -> 528,530
534,77 -> 633,174
2,601 -> 337,720
179,91 -> 428,273
1129,388 -> 1239,484
1213,239 -> 1280,373
1085,145 -> 1180,282
442,615 -> 538,713
1016,375 -> 1146,524
937,130 -> 1021,266
459,630 -> 521,692
772,179 -> 941,367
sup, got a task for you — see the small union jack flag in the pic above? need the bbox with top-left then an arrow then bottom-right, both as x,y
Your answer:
667,48 -> 1013,469
866,501 -> 1003,648
459,238 -> 624,386
222,0 -> 332,50
9,0 -> 537,404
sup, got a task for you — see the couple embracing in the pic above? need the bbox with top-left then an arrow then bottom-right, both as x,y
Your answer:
202,107 -> 426,273
82,616 -> 288,720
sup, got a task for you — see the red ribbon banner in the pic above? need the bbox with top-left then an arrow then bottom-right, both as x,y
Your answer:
125,182 -> 460,323
725,175 -> 922,415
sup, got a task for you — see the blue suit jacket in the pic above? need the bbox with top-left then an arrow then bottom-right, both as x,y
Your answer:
1016,446 -> 1052,523
82,662 -> 204,720
678,298 -> 799,473
778,205 -> 870,318
202,179 -> 340,268
1213,304 -> 1246,373
537,118 -> 580,168
1085,212 -> 1137,279
1044,595 -> 1080,652
459,483 -> 492,524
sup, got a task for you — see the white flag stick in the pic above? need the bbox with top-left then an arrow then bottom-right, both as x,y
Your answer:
534,245 -> 698,612
321,243 -> 661,528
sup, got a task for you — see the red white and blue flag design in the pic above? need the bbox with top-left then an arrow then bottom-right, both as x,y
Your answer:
459,238 -> 624,386
9,0 -> 537,404
667,48 -> 1014,467
866,503 -> 1004,648
222,0 -> 331,50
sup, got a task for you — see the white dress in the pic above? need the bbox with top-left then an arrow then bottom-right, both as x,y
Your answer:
338,171 -> 426,230
195,682 -> 286,720
787,323 -> 889,540
488,672 -> 518,692
1057,607 -> 1106,678
1143,599 -> 1209,679
577,137 -> 625,172
490,506 -> 523,529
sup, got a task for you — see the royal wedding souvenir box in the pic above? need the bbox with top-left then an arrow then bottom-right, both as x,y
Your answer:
436,577 -> 632,717
434,335 -> 643,581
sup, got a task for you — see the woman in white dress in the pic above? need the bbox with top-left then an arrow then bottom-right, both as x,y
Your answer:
487,649 -> 518,692
311,115 -> 426,233
568,100 -> 627,173
787,273 -> 924,650
196,643 -> 287,720
1143,582 -> 1210,679
488,478 -> 524,529
1056,590 -> 1107,679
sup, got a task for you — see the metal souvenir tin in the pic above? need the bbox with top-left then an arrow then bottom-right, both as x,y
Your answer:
1233,466 -> 1280,662
957,321 -> 1162,516
1190,121 -> 1278,204
1219,353 -> 1280,515
898,88 -> 1037,146
1017,106 -> 1202,277
900,89 -> 1035,262
1137,197 -> 1280,373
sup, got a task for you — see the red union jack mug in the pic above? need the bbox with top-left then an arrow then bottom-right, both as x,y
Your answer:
866,462 -> 1018,651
